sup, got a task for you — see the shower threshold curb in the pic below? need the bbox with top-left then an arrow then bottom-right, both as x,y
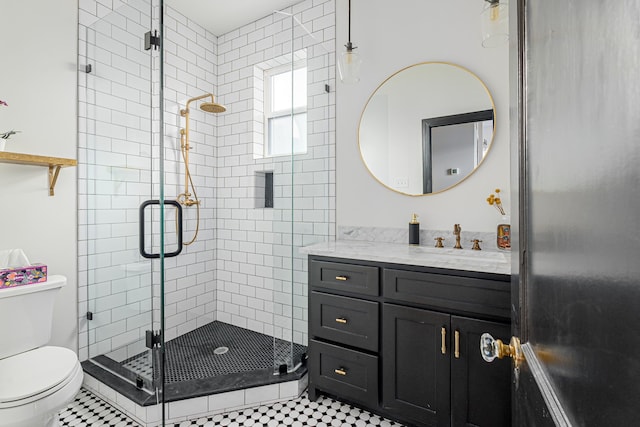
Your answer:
82,363 -> 309,426
82,359 -> 307,406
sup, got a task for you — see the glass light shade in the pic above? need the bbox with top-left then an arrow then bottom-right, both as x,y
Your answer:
481,1 -> 509,48
339,50 -> 362,84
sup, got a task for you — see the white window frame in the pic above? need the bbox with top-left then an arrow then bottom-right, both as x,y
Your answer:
264,60 -> 307,157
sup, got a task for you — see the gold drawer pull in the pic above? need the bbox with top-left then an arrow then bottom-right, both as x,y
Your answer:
335,318 -> 348,324
334,368 -> 347,376
335,275 -> 349,281
441,327 -> 447,355
454,330 -> 460,359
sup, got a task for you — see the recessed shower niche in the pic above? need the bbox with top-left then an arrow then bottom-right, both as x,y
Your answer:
254,171 -> 274,209
77,0 -> 335,423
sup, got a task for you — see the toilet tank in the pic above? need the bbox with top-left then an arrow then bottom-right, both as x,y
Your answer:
0,275 -> 66,360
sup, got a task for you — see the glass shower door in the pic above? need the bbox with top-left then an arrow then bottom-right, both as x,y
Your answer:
79,0 -> 166,396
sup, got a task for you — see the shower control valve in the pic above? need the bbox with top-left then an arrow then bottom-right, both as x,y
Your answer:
177,193 -> 199,206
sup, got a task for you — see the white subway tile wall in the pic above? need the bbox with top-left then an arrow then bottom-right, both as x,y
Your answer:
214,0 -> 335,352
79,0 -> 335,369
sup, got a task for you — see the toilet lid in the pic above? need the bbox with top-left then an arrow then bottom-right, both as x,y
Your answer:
0,346 -> 79,403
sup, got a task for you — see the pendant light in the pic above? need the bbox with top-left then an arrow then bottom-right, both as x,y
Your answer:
339,0 -> 362,84
481,0 -> 509,48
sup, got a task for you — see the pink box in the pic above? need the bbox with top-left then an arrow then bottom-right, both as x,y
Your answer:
0,264 -> 47,289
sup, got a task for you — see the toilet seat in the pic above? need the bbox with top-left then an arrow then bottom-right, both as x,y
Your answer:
0,346 -> 80,408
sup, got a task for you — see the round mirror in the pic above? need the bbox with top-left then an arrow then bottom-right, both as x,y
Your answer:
358,62 -> 495,196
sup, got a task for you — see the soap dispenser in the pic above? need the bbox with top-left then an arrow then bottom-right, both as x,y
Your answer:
409,214 -> 420,245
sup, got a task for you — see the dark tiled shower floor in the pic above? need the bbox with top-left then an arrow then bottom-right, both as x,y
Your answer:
84,321 -> 307,405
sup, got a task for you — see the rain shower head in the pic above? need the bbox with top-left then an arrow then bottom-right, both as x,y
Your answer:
180,93 -> 226,116
200,101 -> 226,113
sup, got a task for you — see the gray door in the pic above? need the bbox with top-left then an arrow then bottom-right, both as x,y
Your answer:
511,0 -> 640,425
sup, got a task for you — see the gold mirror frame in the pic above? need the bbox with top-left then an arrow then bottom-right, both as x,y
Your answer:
358,62 -> 497,196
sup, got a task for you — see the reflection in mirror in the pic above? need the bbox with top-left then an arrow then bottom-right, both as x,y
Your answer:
423,109 -> 493,193
359,62 -> 495,196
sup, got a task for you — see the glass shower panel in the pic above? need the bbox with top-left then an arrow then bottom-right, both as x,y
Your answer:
273,9 -> 336,373
81,0 -> 163,394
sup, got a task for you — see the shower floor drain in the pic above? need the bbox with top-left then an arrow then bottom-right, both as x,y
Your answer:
213,346 -> 229,355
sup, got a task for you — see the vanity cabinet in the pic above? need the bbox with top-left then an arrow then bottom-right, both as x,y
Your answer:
382,304 -> 510,427
307,256 -> 511,427
307,260 -> 381,408
382,303 -> 450,426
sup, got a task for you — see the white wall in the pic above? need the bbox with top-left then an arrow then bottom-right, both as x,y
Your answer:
337,0 -> 510,231
0,2 -> 78,351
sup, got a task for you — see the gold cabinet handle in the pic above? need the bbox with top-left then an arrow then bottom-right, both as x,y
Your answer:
335,318 -> 348,324
334,368 -> 347,376
441,327 -> 447,355
455,330 -> 460,359
335,275 -> 349,281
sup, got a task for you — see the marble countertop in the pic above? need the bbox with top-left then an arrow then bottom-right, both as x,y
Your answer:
300,240 -> 512,275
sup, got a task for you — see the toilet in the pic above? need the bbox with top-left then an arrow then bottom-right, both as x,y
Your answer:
0,276 -> 83,427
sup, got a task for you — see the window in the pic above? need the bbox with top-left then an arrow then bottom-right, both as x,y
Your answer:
264,62 -> 307,156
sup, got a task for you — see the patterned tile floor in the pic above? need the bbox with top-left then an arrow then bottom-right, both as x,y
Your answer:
60,388 -> 406,427
59,388 -> 138,426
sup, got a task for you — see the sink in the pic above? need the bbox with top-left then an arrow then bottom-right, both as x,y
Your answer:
411,246 -> 508,261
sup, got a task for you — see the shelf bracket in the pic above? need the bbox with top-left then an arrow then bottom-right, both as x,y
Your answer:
48,164 -> 62,196
0,151 -> 77,196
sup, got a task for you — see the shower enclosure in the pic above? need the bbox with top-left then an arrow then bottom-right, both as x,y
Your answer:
78,0 -> 335,420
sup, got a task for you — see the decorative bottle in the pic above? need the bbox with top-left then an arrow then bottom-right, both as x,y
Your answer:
409,214 -> 420,245
496,215 -> 511,250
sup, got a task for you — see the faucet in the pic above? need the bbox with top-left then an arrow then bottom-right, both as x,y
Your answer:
453,224 -> 462,249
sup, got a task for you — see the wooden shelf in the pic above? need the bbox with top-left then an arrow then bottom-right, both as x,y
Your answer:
0,151 -> 78,196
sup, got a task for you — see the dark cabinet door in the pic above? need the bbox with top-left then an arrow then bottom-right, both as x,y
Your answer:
450,316 -> 510,427
382,303 -> 450,427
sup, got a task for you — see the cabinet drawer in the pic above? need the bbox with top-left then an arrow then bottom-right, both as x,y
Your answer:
383,269 -> 510,319
310,292 -> 379,351
309,339 -> 378,408
309,260 -> 379,296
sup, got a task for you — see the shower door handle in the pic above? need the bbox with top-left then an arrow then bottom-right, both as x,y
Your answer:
139,199 -> 183,259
